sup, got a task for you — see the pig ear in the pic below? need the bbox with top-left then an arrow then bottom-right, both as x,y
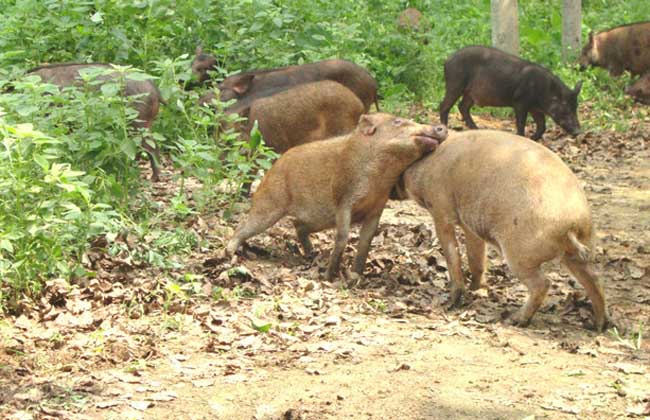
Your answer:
588,31 -> 593,43
573,80 -> 583,95
195,45 -> 203,56
231,74 -> 255,95
358,114 -> 378,136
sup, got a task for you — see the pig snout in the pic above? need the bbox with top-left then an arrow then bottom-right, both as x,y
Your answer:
414,124 -> 447,151
569,126 -> 582,136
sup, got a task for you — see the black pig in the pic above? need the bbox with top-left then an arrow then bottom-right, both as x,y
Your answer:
439,46 -> 582,140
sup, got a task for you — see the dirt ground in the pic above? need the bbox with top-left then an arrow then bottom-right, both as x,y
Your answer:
1,109 -> 649,420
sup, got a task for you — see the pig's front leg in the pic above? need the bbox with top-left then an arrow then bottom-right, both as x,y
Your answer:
353,210 -> 383,275
326,206 -> 352,280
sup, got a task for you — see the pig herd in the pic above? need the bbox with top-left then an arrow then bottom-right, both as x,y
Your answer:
23,20 -> 650,332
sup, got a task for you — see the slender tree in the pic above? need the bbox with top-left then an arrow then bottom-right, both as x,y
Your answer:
562,0 -> 582,62
491,0 -> 519,56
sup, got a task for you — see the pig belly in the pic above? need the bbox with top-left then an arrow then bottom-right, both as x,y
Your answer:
466,79 -> 511,107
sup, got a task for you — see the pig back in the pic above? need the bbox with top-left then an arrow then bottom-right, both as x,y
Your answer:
246,80 -> 364,153
29,63 -> 113,86
404,130 -> 592,241
596,22 -> 650,76
247,60 -> 377,112
29,63 -> 162,129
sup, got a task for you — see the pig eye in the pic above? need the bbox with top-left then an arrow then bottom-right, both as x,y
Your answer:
392,118 -> 404,126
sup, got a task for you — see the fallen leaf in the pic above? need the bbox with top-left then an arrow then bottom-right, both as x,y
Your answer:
129,400 -> 152,411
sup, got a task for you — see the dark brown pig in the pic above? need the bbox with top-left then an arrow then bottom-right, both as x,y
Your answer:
202,81 -> 365,154
439,46 -> 582,140
28,63 -> 164,181
225,113 -> 448,280
191,46 -> 218,86
190,51 -> 379,112
393,130 -> 611,331
625,72 -> 650,104
578,22 -> 650,77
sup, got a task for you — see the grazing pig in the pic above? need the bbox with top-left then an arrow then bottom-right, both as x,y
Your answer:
439,46 -> 582,140
578,22 -> 650,77
393,130 -> 611,331
225,113 -> 448,279
191,46 -> 218,85
625,72 -> 650,104
203,81 -> 365,154
28,63 -> 164,181
190,50 -> 379,112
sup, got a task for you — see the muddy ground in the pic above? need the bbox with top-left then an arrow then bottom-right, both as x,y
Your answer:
1,108 -> 649,420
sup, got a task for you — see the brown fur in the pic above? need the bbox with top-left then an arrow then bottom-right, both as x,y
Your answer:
225,113 -> 448,280
397,8 -> 423,31
394,130 -> 610,331
218,81 -> 364,153
625,72 -> 650,104
191,51 -> 379,112
28,63 -> 164,181
579,22 -> 650,77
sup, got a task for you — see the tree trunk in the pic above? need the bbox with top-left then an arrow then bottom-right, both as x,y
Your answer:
562,0 -> 582,62
491,0 -> 519,56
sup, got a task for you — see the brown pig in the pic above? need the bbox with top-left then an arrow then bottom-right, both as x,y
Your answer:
397,8 -> 423,31
28,63 -> 164,181
625,72 -> 650,104
202,81 -> 365,154
579,22 -> 650,77
191,49 -> 379,112
225,113 -> 448,279
393,130 -> 611,331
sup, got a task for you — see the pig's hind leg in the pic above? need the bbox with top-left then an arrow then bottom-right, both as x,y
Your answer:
462,227 -> 486,290
507,264 -> 550,327
433,218 -> 467,308
225,207 -> 285,256
511,267 -> 551,327
513,105 -> 530,138
458,96 -> 478,129
439,80 -> 465,126
561,256 -> 610,332
530,110 -> 546,140
293,220 -> 314,256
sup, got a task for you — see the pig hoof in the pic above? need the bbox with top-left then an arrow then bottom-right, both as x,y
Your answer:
324,269 -> 337,281
445,290 -> 465,310
593,312 -> 615,332
469,280 -> 484,291
507,313 -> 531,328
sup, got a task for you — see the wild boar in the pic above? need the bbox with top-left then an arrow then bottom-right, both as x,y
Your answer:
393,130 -> 611,331
190,50 -> 379,112
203,81 -> 365,154
578,22 -> 650,77
28,63 -> 164,181
225,113 -> 448,280
397,8 -> 423,31
191,46 -> 218,85
439,46 -> 582,140
625,72 -> 650,104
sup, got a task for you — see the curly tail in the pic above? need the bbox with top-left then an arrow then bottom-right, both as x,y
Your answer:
566,231 -> 592,262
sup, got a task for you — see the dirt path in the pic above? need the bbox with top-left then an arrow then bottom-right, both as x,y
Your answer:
1,115 -> 649,420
